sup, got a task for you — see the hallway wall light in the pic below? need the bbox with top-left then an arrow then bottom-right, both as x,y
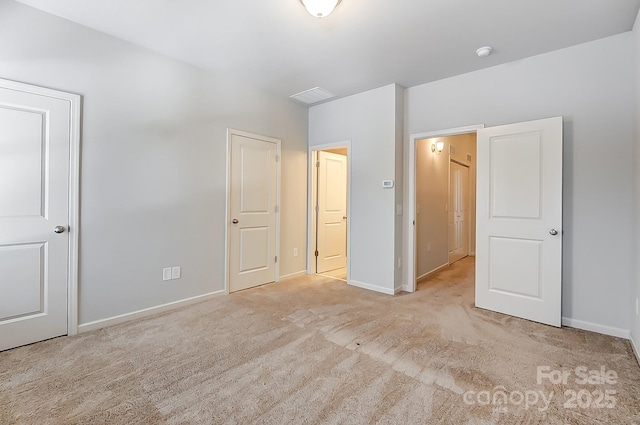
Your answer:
431,141 -> 445,155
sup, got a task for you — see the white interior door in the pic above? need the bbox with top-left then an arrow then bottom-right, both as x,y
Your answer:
316,151 -> 347,273
0,84 -> 71,351
229,132 -> 279,293
449,161 -> 469,264
476,117 -> 563,327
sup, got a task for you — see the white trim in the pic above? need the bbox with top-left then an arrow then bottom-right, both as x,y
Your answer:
225,129 -> 281,295
406,125 -> 484,293
279,270 -> 307,280
307,141 -> 352,283
0,78 -> 82,337
561,317 -> 630,339
349,279 -> 395,296
78,290 -> 225,333
630,333 -> 640,366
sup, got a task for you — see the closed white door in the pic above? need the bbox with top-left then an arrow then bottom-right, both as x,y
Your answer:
229,132 -> 279,293
476,117 -> 563,327
0,84 -> 71,351
449,161 -> 469,264
316,151 -> 347,274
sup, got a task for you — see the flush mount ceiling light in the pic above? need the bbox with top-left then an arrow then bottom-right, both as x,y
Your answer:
300,0 -> 342,18
476,46 -> 493,57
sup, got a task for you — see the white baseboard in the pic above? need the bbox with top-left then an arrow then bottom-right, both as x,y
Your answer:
562,317 -> 630,339
279,270 -> 307,280
78,290 -> 225,333
349,279 -> 395,295
417,263 -> 449,282
630,332 -> 640,366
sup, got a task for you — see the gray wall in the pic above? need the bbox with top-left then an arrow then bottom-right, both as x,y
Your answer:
309,84 -> 401,293
632,11 -> 640,349
405,33 -> 635,331
0,1 -> 308,325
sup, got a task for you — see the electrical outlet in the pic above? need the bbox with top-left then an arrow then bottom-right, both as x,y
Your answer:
398,257 -> 402,268
171,266 -> 181,279
293,248 -> 298,257
427,242 -> 431,252
162,268 -> 172,281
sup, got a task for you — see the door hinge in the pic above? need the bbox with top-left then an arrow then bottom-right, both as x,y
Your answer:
274,205 -> 279,213
316,161 -> 320,168
275,155 -> 279,162
275,256 -> 278,263
315,205 -> 319,213
314,250 -> 319,257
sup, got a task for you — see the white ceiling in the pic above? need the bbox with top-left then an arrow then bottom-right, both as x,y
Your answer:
15,0 -> 640,102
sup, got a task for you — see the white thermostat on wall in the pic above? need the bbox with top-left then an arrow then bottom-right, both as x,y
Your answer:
382,180 -> 394,188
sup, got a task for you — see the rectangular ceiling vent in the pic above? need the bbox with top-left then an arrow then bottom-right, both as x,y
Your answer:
289,87 -> 336,105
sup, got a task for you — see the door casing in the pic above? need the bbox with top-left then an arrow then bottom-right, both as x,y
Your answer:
0,78 -> 81,337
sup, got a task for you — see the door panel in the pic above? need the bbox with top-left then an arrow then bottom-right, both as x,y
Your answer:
229,134 -> 278,293
0,85 -> 71,351
476,117 -> 563,327
317,151 -> 347,273
449,162 -> 469,264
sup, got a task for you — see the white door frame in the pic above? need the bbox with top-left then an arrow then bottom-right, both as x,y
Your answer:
0,78 -> 81,336
224,128 -> 281,294
406,125 -> 483,293
307,141 -> 351,281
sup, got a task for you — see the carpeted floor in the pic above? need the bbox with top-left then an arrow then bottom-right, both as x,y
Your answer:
1,257 -> 639,424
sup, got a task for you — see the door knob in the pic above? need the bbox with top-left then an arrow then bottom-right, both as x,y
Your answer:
549,229 -> 558,236
54,225 -> 66,234
343,216 -> 347,220
232,219 -> 239,224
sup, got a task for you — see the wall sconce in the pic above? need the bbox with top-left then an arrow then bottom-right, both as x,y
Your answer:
431,141 -> 445,155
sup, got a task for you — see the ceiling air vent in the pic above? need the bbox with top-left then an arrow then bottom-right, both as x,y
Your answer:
289,87 -> 336,105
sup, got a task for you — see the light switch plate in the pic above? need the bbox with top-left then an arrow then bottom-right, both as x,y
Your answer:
171,266 -> 181,279
162,268 -> 172,281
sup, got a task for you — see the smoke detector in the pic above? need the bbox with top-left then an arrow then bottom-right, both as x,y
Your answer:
476,46 -> 493,58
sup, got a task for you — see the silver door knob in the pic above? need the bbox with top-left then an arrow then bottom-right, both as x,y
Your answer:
54,225 -> 66,234
549,229 -> 558,236
232,219 -> 239,224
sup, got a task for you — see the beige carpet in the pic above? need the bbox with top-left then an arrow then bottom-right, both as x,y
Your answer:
1,258 -> 639,424
317,267 -> 347,281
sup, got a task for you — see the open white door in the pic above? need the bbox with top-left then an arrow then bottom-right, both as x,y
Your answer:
0,82 -> 73,351
476,117 -> 563,327
316,151 -> 347,273
228,132 -> 279,293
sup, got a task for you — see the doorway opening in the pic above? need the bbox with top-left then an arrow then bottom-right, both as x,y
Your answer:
415,134 -> 477,290
308,143 -> 350,283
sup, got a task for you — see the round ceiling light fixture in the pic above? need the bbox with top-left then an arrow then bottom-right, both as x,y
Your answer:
476,46 -> 493,58
300,0 -> 342,18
